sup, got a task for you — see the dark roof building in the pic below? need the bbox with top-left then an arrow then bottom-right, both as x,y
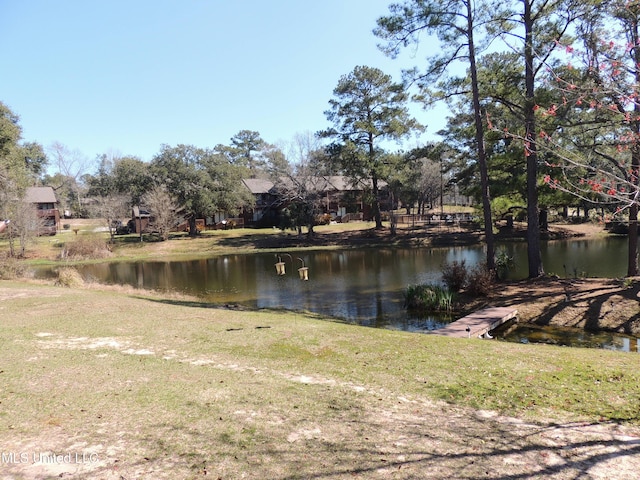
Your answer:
25,186 -> 60,235
25,186 -> 58,204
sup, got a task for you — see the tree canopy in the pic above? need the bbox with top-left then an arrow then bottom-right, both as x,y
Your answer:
376,0 -> 497,267
0,102 -> 48,256
6,0 -> 640,275
149,144 -> 253,236
320,65 -> 421,229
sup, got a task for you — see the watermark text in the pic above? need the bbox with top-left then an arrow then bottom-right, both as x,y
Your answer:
1,451 -> 99,465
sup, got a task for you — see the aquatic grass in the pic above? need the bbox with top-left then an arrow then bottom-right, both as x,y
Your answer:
405,283 -> 455,312
438,287 -> 454,311
54,266 -> 85,287
495,247 -> 515,280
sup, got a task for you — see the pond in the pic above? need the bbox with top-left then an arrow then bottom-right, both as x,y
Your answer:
493,323 -> 640,353
36,236 -> 638,351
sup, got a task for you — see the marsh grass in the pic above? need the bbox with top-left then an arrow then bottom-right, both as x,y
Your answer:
404,283 -> 455,312
0,256 -> 29,279
1,281 -> 639,479
54,266 -> 85,287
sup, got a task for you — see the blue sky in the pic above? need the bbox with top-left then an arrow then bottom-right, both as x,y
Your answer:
1,1 -> 442,166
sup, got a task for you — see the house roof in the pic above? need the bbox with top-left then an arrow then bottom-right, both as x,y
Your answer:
25,186 -> 57,204
132,206 -> 151,218
323,176 -> 364,191
242,178 -> 276,194
242,175 -> 385,194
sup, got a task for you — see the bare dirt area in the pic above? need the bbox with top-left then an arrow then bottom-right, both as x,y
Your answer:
5,394 -> 640,479
487,276 -> 640,335
1,310 -> 639,480
483,222 -> 640,335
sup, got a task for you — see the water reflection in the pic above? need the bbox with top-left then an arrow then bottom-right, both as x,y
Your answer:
58,248 -> 461,328
35,236 -> 638,350
504,237 -> 628,279
495,324 -> 640,353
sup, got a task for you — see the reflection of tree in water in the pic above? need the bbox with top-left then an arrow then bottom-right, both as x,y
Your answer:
44,241 -> 631,340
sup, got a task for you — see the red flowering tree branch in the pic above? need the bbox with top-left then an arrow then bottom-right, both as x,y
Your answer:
492,0 -> 640,275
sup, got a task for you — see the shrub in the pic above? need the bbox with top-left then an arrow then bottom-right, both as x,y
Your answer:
405,283 -> 455,312
55,267 -> 84,287
0,257 -> 29,280
316,213 -> 332,225
60,235 -> 111,260
495,248 -> 515,280
441,260 -> 467,292
466,263 -> 495,296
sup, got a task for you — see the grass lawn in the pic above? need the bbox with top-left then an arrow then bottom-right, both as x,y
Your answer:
1,280 -> 639,479
10,221 -> 384,265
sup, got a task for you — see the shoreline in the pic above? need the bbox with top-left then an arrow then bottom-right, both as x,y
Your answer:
11,220 -> 639,336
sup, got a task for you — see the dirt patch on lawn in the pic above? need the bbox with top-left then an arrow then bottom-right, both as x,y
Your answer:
0,286 -> 62,302
487,276 -> 640,335
4,329 -> 640,479
415,221 -> 640,335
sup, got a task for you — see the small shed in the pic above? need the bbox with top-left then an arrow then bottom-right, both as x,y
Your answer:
131,206 -> 151,234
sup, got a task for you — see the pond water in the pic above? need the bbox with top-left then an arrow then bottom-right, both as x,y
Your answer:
36,236 -> 638,350
493,323 -> 640,353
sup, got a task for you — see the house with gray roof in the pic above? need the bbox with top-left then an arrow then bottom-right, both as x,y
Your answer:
25,186 -> 60,235
240,175 -> 389,226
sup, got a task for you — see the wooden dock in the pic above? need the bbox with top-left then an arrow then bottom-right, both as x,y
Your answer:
432,307 -> 518,338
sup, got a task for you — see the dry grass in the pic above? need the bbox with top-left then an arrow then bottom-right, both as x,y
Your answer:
0,256 -> 30,279
1,280 -> 639,479
60,234 -> 112,260
7,219 -> 602,265
54,267 -> 85,287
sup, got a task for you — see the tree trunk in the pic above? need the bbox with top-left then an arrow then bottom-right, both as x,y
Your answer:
371,172 -> 383,229
466,0 -> 495,270
628,202 -> 638,276
367,127 -> 383,229
188,216 -> 197,237
628,20 -> 640,277
390,191 -> 397,236
523,0 -> 544,278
